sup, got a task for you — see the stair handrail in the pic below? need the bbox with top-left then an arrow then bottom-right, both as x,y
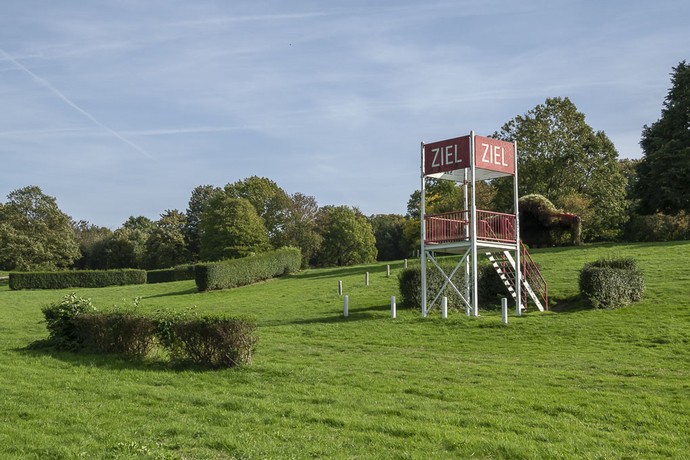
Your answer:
520,241 -> 549,309
503,218 -> 548,310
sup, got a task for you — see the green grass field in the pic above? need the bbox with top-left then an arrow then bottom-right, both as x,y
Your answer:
1,242 -> 689,459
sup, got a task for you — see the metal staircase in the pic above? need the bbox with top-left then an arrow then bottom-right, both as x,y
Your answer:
486,243 -> 548,311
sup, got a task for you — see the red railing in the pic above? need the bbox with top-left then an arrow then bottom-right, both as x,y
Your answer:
425,210 -> 516,244
425,211 -> 469,244
424,210 -> 548,310
521,241 -> 549,309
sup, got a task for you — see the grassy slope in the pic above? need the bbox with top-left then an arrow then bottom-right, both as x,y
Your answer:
0,242 -> 689,459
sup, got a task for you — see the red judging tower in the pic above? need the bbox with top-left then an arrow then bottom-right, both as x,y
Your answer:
420,132 -> 547,316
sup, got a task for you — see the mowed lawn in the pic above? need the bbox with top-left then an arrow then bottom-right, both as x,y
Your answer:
1,242 -> 689,459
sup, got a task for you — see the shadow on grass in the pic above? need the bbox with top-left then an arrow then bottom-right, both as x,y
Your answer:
549,295 -> 593,313
15,343 -> 239,373
261,303 -> 392,327
286,262 -> 407,281
143,287 -> 199,299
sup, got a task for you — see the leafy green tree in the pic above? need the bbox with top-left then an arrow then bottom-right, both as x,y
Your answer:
99,230 -> 137,269
121,215 -> 155,233
635,61 -> 690,215
184,185 -> 221,260
407,180 -> 496,219
145,210 -> 190,269
199,194 -> 270,261
101,216 -> 154,269
494,97 -> 628,241
313,206 -> 377,266
72,220 -> 113,269
274,192 -> 322,267
225,176 -> 291,246
406,179 -> 459,219
618,159 -> 640,201
0,186 -> 80,271
370,214 -> 408,261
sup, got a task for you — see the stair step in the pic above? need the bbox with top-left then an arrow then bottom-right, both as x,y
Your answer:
485,249 -> 546,312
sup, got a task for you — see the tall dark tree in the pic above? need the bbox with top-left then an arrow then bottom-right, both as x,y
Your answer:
370,214 -> 408,261
274,192 -> 322,267
72,220 -> 113,269
145,210 -> 190,269
101,216 -> 154,269
184,185 -> 221,260
494,97 -> 628,241
635,61 -> 690,215
0,186 -> 80,270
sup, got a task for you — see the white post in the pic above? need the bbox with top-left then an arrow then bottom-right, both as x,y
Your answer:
442,296 -> 448,319
516,299 -> 522,317
465,306 -> 471,316
338,280 -> 343,296
514,139 -> 522,314
420,142 -> 428,318
470,131 -> 479,317
404,259 -> 408,268
387,265 -> 390,278
343,295 -> 349,317
365,272 -> 370,286
502,298 -> 508,325
464,175 -> 471,308
391,296 -> 396,319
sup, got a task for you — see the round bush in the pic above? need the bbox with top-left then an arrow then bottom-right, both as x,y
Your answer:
579,258 -> 645,309
41,293 -> 97,350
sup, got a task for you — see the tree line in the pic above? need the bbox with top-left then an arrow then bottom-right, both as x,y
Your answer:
0,178 -> 382,272
1,61 -> 688,272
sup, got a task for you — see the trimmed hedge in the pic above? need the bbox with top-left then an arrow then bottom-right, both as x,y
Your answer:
38,293 -> 257,368
10,269 -> 146,290
195,247 -> 301,292
579,258 -> 645,309
398,260 -> 506,310
146,264 -> 196,284
72,313 -> 155,359
159,316 -> 257,368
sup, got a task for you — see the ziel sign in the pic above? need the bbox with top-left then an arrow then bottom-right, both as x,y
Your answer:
423,136 -> 471,175
473,135 -> 514,175
424,134 -> 515,176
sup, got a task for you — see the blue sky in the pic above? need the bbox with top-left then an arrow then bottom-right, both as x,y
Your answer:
1,0 -> 688,228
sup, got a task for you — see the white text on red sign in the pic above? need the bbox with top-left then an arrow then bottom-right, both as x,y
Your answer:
430,144 -> 464,168
479,142 -> 509,167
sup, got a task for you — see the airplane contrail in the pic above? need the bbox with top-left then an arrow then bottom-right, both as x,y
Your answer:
0,47 -> 153,159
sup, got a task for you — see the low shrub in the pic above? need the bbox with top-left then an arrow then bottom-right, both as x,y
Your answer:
159,316 -> 257,368
72,313 -> 155,359
41,293 -> 97,350
477,263 -> 511,309
10,269 -> 146,290
39,295 -> 257,368
579,258 -> 645,309
147,264 -> 196,284
623,212 -> 690,242
195,247 -> 301,292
